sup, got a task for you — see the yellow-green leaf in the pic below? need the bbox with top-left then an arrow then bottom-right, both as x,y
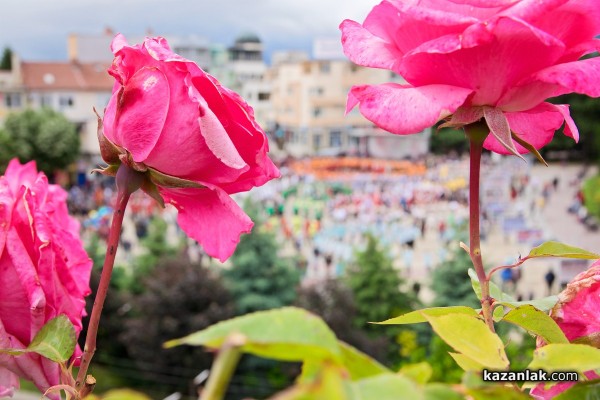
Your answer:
377,306 -> 480,325
501,305 -> 568,344
449,352 -> 485,371
399,362 -> 433,385
164,307 -> 341,363
339,341 -> 389,380
351,373 -> 423,400
424,314 -> 508,370
424,383 -> 464,400
527,241 -> 600,260
528,343 -> 600,373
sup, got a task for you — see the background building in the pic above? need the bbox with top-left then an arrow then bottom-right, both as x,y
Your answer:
269,47 -> 430,159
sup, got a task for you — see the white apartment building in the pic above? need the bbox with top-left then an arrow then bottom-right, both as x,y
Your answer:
269,53 -> 430,159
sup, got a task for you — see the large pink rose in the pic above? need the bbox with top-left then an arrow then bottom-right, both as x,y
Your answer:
102,34 -> 279,262
0,159 -> 92,396
340,0 -> 600,155
531,259 -> 600,399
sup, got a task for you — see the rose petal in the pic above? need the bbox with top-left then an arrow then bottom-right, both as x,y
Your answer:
483,103 -> 565,154
111,67 -> 170,162
144,70 -> 249,184
340,19 -> 402,72
400,16 -> 565,105
347,83 -> 472,135
551,103 -> 579,141
160,186 -> 253,262
533,56 -> 600,98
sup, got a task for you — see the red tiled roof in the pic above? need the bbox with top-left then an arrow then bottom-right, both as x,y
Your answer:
21,61 -> 113,91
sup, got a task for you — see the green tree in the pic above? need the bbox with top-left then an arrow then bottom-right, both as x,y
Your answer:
127,216 -> 180,294
346,234 -> 418,365
347,234 -> 417,328
223,223 -> 301,314
120,258 -> 235,397
0,47 -> 12,70
0,108 -> 79,174
430,241 -> 479,308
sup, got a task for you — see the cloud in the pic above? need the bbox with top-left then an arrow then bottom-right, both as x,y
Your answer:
0,0 -> 375,60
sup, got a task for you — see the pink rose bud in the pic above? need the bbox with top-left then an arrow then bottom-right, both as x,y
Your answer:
0,159 -> 92,396
340,0 -> 600,155
102,35 -> 280,262
532,259 -> 600,399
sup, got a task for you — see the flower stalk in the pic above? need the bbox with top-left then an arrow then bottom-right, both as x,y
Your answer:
201,334 -> 246,400
465,123 -> 495,332
75,165 -> 143,397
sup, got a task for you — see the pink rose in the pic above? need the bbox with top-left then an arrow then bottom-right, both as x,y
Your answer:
102,34 -> 279,262
340,0 -> 600,155
531,259 -> 600,399
0,159 -> 92,396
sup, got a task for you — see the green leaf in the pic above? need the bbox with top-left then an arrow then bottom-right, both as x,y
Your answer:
528,343 -> 600,373
351,373 -> 423,400
467,386 -> 531,400
501,305 -> 568,344
424,383 -> 464,400
527,241 -> 600,260
99,390 -> 153,400
0,315 -> 76,363
496,295 -> 558,312
399,362 -> 433,385
449,352 -> 484,371
164,307 -> 341,363
424,314 -> 509,370
469,269 -> 515,302
377,306 -> 480,325
339,341 -> 390,380
270,363 -> 351,400
555,380 -> 600,400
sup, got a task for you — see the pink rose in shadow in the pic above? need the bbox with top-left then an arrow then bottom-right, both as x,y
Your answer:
531,259 -> 600,399
0,159 -> 92,396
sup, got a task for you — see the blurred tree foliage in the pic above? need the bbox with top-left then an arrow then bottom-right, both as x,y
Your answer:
346,234 -> 419,366
0,47 -> 12,70
429,128 -> 469,156
223,217 -> 300,315
296,279 -> 389,363
120,258 -> 235,397
546,93 -> 600,164
348,234 -> 417,330
430,242 -> 479,308
0,108 -> 79,174
126,216 -> 180,294
583,175 -> 600,219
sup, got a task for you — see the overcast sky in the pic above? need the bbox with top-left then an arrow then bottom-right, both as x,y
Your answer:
0,0 -> 376,62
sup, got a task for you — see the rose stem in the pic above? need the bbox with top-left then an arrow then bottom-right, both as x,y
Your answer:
201,334 -> 246,400
465,123 -> 495,332
75,165 -> 143,396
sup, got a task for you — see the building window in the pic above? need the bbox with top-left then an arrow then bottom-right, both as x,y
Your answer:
59,95 -> 74,108
313,107 -> 322,118
258,92 -> 270,101
310,87 -> 324,96
319,62 -> 330,74
330,130 -> 342,147
5,93 -> 22,108
41,94 -> 53,108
